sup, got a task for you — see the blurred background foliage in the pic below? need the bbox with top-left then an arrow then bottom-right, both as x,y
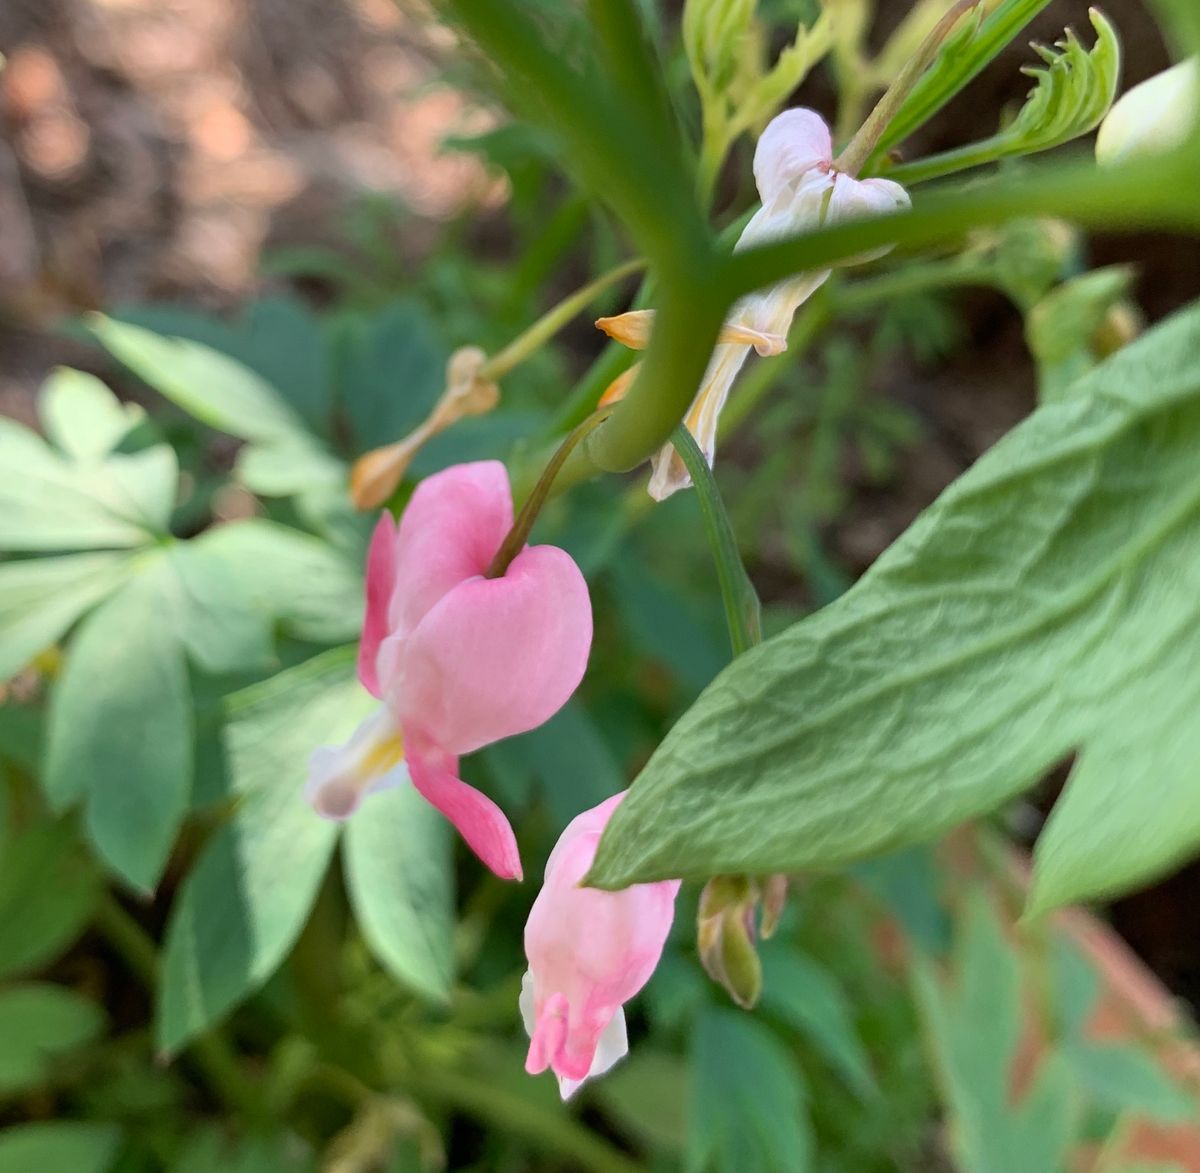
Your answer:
1,0 -> 1198,1169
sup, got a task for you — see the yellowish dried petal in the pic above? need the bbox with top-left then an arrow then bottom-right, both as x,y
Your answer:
598,362 -> 641,407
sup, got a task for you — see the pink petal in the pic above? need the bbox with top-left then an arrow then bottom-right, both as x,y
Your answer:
407,737 -> 522,880
387,544 -> 592,755
753,108 -> 832,205
522,793 -> 680,1088
388,460 -> 514,640
357,513 -> 398,698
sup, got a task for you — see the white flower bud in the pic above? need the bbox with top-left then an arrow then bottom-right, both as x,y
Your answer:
1096,57 -> 1199,165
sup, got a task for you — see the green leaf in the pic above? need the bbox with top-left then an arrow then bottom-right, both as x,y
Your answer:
687,1008 -> 812,1173
588,304 -> 1200,912
912,894 -> 1079,1173
0,983 -> 106,1094
1065,1040 -> 1195,1122
670,426 -> 761,656
874,0 -> 1056,158
0,820 -> 100,980
0,552 -> 133,681
0,1124 -> 120,1173
759,943 -> 878,1100
39,369 -> 144,459
1027,267 -> 1136,403
343,783 -> 454,1004
182,520 -> 363,646
45,570 -> 192,891
0,418 -> 172,552
594,1049 -> 689,1152
170,1125 -> 315,1173
340,300 -> 446,452
887,11 -> 1121,185
88,314 -> 307,444
157,648 -> 366,1055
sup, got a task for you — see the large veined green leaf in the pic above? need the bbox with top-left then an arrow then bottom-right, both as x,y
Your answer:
0,551 -> 133,681
343,783 -> 455,1004
588,303 -> 1200,913
157,648 -> 368,1055
0,983 -> 106,1094
45,571 -> 192,892
0,1123 -> 120,1173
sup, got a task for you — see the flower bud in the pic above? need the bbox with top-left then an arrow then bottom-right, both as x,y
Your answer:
1096,57 -> 1199,165
697,876 -> 763,1009
350,346 -> 500,510
682,0 -> 755,94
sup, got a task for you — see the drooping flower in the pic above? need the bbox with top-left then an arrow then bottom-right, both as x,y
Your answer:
521,792 -> 680,1099
307,461 -> 592,881
1096,57 -> 1199,165
598,108 -> 910,500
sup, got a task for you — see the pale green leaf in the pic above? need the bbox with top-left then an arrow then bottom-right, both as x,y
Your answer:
156,648 -> 367,1055
687,1009 -> 812,1173
88,314 -> 307,444
45,571 -> 192,891
343,783 -> 454,1004
0,551 -> 133,681
39,368 -> 143,459
0,983 -> 106,1094
182,520 -> 362,645
0,1124 -> 120,1173
588,304 -> 1200,913
0,419 -> 171,551
0,820 -> 101,980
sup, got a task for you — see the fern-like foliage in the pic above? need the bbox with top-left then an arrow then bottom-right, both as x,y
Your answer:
884,9 -> 1121,186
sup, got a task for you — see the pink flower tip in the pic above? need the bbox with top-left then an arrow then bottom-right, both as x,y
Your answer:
521,792 -> 679,1098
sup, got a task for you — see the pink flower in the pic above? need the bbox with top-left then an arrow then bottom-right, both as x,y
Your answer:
306,461 -> 592,881
521,792 -> 680,1098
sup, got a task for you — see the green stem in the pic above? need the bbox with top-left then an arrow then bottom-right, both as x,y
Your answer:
93,892 -> 262,1119
835,0 -> 986,176
485,258 -> 646,381
670,426 -> 762,655
487,406 -> 614,577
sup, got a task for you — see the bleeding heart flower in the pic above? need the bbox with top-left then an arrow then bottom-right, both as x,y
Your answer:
521,792 -> 680,1099
306,461 -> 592,881
599,108 -> 910,500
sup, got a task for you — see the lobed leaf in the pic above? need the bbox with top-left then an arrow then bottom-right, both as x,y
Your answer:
45,570 -> 192,892
343,784 -> 455,1004
156,648 -> 367,1055
588,302 -> 1200,914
